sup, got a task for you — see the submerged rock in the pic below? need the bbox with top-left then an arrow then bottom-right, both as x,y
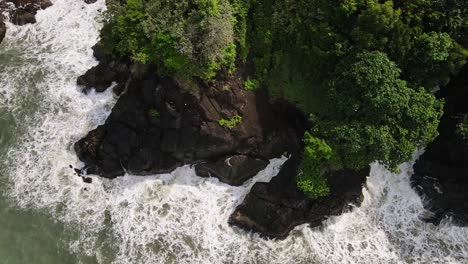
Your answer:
412,65 -> 468,226
229,156 -> 369,239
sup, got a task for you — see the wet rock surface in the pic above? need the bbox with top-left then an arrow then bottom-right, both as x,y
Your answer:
195,155 -> 269,186
75,70 -> 302,182
412,64 -> 468,226
7,0 -> 52,25
0,0 -> 92,44
229,156 -> 369,239
0,18 -> 5,42
0,0 -> 53,43
76,44 -> 130,94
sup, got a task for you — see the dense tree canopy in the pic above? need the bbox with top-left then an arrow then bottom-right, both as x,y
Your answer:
314,51 -> 444,170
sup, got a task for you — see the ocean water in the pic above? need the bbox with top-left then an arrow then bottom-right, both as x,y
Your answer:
0,1 -> 467,263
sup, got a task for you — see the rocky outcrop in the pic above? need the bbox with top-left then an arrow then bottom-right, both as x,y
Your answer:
77,44 -> 130,94
77,60 -> 130,93
7,0 -> 52,25
229,156 -> 369,239
75,69 -> 303,182
0,18 -> 5,43
412,64 -> 468,226
75,59 -> 370,238
0,0 -> 53,43
76,39 -> 370,238
0,0 -> 97,44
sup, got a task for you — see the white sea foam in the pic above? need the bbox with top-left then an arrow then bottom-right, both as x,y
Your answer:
1,0 -> 468,263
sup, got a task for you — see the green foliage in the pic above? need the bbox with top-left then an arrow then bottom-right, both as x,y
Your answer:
456,114 -> 468,142
399,0 -> 468,47
243,78 -> 258,90
313,51 -> 444,170
406,32 -> 468,89
296,132 -> 331,200
102,0 -> 239,81
218,115 -> 242,129
148,108 -> 160,119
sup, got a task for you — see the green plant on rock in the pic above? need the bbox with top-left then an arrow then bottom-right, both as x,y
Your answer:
295,132 -> 332,200
244,78 -> 259,90
218,115 -> 242,129
148,108 -> 160,119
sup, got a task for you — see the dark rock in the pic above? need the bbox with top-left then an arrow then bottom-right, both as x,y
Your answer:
7,0 -> 51,8
412,64 -> 468,226
84,0 -> 97,4
229,156 -> 369,239
82,177 -> 93,184
75,50 -> 368,238
75,73 -> 301,182
39,0 -> 51,9
77,61 -> 130,93
195,155 -> 269,186
10,6 -> 36,25
0,19 -> 5,43
75,125 -> 106,165
6,0 -> 53,25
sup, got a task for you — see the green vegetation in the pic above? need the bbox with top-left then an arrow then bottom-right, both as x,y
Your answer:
101,0 -> 467,200
148,108 -> 160,119
456,114 -> 468,142
218,115 -> 242,129
243,78 -> 258,90
295,132 -> 331,200
102,0 -> 241,81
313,51 -> 444,171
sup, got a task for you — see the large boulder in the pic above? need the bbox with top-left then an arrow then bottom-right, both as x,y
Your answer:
229,156 -> 369,239
75,72 -> 302,182
412,64 -> 468,226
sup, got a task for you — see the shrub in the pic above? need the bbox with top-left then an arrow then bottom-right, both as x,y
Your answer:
244,78 -> 258,90
295,132 -> 332,200
218,115 -> 242,129
148,108 -> 160,119
314,51 -> 444,171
